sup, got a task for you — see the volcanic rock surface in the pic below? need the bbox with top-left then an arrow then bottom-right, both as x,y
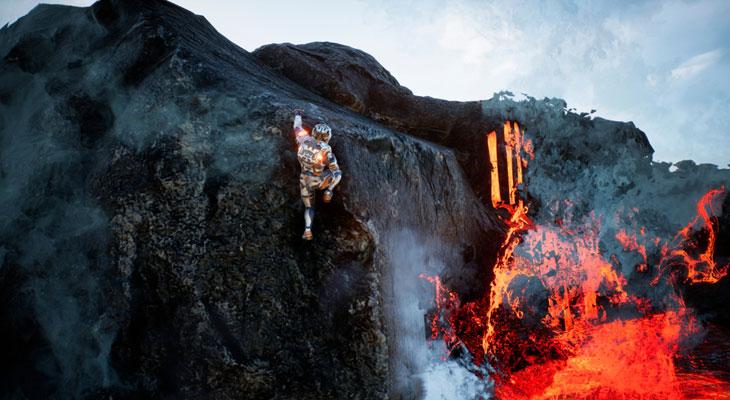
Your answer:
0,1 -> 728,399
254,39 -> 730,325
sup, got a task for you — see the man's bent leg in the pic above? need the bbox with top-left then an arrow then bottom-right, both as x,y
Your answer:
300,176 -> 315,240
319,171 -> 341,203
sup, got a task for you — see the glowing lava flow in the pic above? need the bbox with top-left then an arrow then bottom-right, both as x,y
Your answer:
659,187 -> 729,284
422,121 -> 730,399
486,188 -> 729,399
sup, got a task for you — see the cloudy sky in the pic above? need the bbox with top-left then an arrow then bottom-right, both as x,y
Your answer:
3,0 -> 729,166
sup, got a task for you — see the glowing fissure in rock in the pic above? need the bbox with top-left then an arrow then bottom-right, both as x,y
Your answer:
487,130 -> 501,208
487,121 -> 529,209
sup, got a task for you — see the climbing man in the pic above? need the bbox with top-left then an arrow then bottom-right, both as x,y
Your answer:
293,109 -> 342,240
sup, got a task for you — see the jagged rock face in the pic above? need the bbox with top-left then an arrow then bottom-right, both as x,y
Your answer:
254,42 -> 495,204
0,1 -> 498,399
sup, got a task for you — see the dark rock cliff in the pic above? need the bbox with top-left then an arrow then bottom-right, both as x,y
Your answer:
0,1 -> 728,399
0,1 -> 496,399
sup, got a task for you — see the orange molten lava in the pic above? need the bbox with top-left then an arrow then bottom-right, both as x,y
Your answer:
422,121 -> 730,399
487,121 -> 529,208
496,311 -> 693,399
487,130 -> 501,208
482,190 -> 728,398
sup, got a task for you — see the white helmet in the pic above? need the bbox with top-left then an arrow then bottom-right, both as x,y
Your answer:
312,123 -> 332,143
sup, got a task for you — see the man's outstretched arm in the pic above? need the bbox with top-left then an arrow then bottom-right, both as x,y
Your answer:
293,109 -> 308,144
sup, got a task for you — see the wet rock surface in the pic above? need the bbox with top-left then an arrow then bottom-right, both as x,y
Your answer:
0,1 -> 728,399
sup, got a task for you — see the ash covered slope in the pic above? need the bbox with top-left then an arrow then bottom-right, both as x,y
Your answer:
0,1 -> 497,399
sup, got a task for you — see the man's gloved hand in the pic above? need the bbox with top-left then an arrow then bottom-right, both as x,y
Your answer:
318,175 -> 333,190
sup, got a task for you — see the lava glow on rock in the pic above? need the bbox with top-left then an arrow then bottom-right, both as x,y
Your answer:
423,121 -> 730,399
